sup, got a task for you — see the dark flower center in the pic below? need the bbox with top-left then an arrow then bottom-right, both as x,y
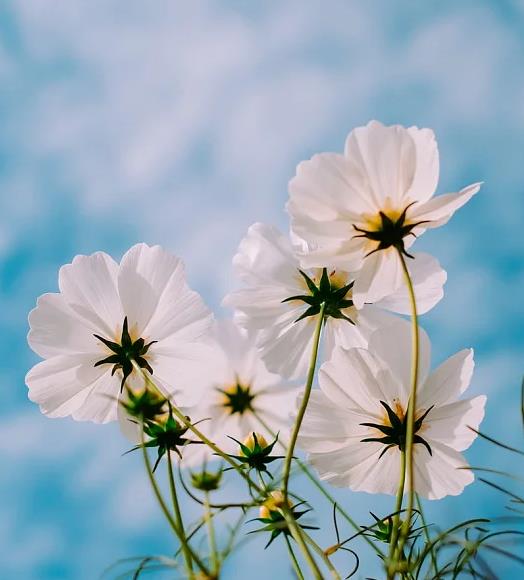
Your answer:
352,202 -> 428,258
282,267 -> 355,324
360,400 -> 433,459
219,383 -> 255,415
93,316 -> 157,391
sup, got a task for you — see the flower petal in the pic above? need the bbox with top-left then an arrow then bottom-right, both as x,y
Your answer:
405,126 -> 439,204
374,252 -> 446,315
352,250 -> 404,309
418,349 -> 474,408
58,251 -> 122,339
424,395 -> 486,452
26,353 -> 118,423
410,182 -> 481,230
28,293 -> 103,359
413,442 -> 474,500
367,319 -> 432,389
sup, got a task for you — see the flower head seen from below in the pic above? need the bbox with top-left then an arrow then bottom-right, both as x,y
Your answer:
287,120 -> 480,307
26,243 -> 213,423
298,321 -> 486,500
178,319 -> 299,464
224,223 -> 446,379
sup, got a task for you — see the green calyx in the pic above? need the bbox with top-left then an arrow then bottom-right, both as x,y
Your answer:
250,502 -> 318,549
282,267 -> 355,324
126,405 -> 203,472
120,385 -> 166,421
360,400 -> 434,459
228,432 -> 282,475
219,383 -> 255,415
190,468 -> 223,492
352,202 -> 428,258
94,316 -> 157,391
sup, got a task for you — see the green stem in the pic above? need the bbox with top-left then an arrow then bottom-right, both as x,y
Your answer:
395,250 -> 420,570
285,534 -> 305,580
166,448 -> 194,576
387,450 -> 407,579
281,508 -> 323,580
139,421 -> 209,577
133,362 -> 264,496
415,494 -> 438,576
282,303 -> 325,499
304,533 -> 342,580
254,411 -> 382,556
204,491 -> 219,576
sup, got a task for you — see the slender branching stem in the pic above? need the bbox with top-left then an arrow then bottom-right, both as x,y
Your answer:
392,249 -> 420,574
387,450 -> 407,578
415,494 -> 438,576
304,532 -> 342,580
166,449 -> 194,576
282,302 -> 326,499
281,507 -> 323,580
204,491 -> 219,577
285,534 -> 305,580
139,421 -> 209,577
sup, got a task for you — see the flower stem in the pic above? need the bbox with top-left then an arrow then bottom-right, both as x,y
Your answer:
254,411 -> 382,556
387,450 -> 406,579
133,362 -> 264,496
282,302 -> 326,500
139,421 -> 209,577
204,491 -> 219,577
394,250 -> 420,572
415,494 -> 438,576
280,507 -> 323,580
285,534 -> 305,580
304,533 -> 342,580
166,448 -> 194,576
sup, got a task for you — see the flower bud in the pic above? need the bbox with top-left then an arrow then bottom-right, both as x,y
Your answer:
191,468 -> 223,492
241,432 -> 268,455
259,490 -> 291,519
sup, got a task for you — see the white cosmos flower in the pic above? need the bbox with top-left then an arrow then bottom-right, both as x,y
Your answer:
223,223 -> 446,380
26,243 -> 213,423
287,120 -> 480,308
187,319 -> 299,463
298,321 -> 486,500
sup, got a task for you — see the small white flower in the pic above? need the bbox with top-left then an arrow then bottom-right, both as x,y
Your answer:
298,321 -> 486,500
189,319 -> 298,460
26,243 -> 213,423
287,120 -> 480,307
224,223 -> 446,379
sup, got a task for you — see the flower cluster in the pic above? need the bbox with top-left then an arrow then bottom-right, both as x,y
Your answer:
25,121 -> 489,579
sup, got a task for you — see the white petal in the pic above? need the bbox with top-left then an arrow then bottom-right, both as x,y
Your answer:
26,354 -> 119,423
413,442 -> 474,500
58,251 -> 123,339
344,121 -> 418,208
424,395 -> 486,452
231,223 -> 300,288
352,250 -> 404,309
320,346 -> 405,413
28,293 -> 102,358
418,349 -> 474,408
410,182 -> 481,230
118,243 -> 212,344
367,318 -> 432,388
374,253 -> 446,315
405,126 -> 439,204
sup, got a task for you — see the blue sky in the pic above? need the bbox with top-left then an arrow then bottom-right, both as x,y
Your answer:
1,1 -> 524,578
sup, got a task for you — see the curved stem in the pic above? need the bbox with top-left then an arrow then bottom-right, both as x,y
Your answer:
166,449 -> 193,576
133,362 -> 264,496
204,491 -> 219,576
304,533 -> 342,580
415,494 -> 438,576
285,534 -> 305,580
139,421 -> 209,577
387,450 -> 407,579
254,411 -> 382,556
281,508 -> 323,580
394,250 -> 420,569
282,303 -> 325,499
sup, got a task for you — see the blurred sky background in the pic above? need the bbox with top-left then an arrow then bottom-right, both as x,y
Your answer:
1,1 -> 524,578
